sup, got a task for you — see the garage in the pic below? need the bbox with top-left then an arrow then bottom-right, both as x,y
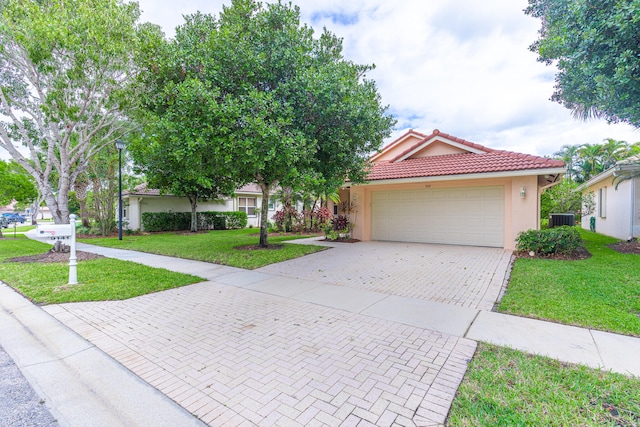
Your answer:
371,186 -> 505,247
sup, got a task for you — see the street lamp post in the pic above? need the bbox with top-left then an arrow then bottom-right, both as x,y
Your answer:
115,139 -> 126,240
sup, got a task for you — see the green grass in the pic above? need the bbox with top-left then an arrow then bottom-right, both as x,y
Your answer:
0,236 -> 204,304
447,343 -> 640,427
1,223 -> 35,233
499,230 -> 640,336
79,228 -> 327,269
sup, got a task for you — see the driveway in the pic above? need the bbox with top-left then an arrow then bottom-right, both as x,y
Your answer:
260,239 -> 513,311
42,241 -> 512,426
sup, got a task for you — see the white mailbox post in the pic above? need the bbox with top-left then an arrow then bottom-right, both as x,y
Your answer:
35,215 -> 77,285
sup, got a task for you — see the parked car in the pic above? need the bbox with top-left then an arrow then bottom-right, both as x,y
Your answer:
1,213 -> 26,224
0,217 -> 8,228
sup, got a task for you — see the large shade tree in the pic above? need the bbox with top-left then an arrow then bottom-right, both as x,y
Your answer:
130,15 -> 240,232
0,0 -> 160,224
179,0 -> 393,247
526,0 -> 640,127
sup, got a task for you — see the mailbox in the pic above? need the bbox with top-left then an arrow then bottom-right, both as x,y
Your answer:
35,224 -> 73,240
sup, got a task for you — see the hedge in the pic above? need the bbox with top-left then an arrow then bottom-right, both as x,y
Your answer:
516,226 -> 582,255
142,211 -> 248,232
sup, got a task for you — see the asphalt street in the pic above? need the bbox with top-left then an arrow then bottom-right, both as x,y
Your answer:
0,343 -> 58,427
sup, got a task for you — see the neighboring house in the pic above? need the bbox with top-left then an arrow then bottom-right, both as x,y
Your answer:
123,183 -> 280,230
577,157 -> 640,241
346,129 -> 566,250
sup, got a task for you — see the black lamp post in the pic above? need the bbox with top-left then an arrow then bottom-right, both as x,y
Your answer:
115,139 -> 126,240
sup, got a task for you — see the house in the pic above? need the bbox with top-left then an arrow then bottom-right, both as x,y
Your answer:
577,157 -> 640,241
344,129 -> 566,250
123,183 -> 280,230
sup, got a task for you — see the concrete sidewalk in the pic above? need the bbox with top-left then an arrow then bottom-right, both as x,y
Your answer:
0,283 -> 206,427
2,242 -> 639,426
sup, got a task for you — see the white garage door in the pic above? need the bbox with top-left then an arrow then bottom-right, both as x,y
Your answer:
371,186 -> 504,247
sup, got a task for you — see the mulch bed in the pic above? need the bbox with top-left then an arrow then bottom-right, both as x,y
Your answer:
323,238 -> 360,243
515,246 -> 592,261
7,250 -> 105,263
607,238 -> 640,255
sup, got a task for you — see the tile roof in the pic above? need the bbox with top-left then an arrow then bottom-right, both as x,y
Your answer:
124,183 -> 163,196
368,129 -> 565,181
124,183 -> 265,197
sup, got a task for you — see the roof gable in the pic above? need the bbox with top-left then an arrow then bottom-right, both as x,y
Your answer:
367,129 -> 565,181
370,129 -> 429,162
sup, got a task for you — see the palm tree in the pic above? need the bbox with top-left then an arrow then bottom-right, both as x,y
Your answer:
554,144 -> 581,182
600,138 -> 630,170
577,143 -> 605,182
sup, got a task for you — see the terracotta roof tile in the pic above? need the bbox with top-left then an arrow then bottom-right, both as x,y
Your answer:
368,151 -> 565,181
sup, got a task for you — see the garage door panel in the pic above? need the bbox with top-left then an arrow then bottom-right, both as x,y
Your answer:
372,186 -> 504,247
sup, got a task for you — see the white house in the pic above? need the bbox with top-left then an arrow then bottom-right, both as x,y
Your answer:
578,158 -> 640,241
123,183 -> 280,230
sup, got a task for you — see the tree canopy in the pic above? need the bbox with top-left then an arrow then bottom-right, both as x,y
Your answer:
0,160 -> 37,207
134,0 -> 395,245
553,138 -> 639,182
0,0 -> 161,224
526,0 -> 640,127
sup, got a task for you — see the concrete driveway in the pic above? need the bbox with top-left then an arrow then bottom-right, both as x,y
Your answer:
260,239 -> 513,311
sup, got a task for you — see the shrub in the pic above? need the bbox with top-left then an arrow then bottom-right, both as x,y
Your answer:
331,215 -> 349,231
272,207 -> 303,232
516,226 -> 582,255
142,211 -> 248,232
223,211 -> 248,229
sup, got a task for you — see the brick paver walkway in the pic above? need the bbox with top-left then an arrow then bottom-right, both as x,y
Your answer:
46,280 -> 476,426
259,241 -> 512,311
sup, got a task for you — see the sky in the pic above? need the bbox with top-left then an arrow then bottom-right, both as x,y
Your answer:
2,0 -> 637,162
134,0 -> 640,158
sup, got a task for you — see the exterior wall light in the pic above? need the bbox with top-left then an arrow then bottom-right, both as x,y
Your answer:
520,186 -> 526,199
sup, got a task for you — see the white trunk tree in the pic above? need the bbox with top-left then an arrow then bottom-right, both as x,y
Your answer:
0,0 -> 161,223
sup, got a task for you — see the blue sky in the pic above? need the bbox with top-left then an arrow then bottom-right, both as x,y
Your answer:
138,0 -> 640,157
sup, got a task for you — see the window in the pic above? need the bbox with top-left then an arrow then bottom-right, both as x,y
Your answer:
268,199 -> 275,211
238,197 -> 256,216
598,187 -> 607,218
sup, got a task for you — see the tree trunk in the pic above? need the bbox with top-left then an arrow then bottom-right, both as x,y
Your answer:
257,181 -> 271,248
188,194 -> 198,232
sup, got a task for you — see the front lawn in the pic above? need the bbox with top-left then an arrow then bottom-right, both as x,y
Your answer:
0,236 -> 203,304
447,343 -> 640,426
80,228 -> 327,269
499,230 -> 640,337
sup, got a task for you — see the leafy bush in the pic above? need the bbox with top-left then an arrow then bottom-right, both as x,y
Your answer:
516,226 -> 582,255
272,207 -> 303,232
222,212 -> 248,229
331,215 -> 349,231
142,211 -> 248,232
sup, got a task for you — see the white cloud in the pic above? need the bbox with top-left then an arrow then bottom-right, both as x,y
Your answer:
3,0 -> 637,161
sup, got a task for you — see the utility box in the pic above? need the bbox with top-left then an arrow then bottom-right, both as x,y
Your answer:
35,224 -> 73,240
548,213 -> 575,228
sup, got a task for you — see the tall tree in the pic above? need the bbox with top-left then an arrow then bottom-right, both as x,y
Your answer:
526,0 -> 640,127
207,0 -> 395,247
577,143 -> 605,181
554,144 -> 581,182
131,15 -> 242,232
0,0 -> 161,224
